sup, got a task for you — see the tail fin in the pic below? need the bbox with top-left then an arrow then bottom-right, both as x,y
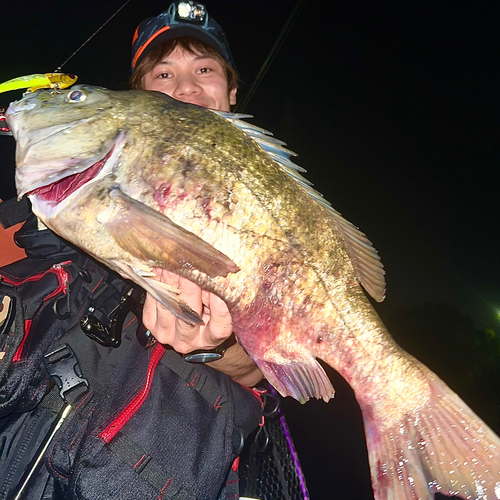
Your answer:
365,369 -> 500,500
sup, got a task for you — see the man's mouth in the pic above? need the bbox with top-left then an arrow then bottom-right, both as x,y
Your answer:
28,147 -> 114,203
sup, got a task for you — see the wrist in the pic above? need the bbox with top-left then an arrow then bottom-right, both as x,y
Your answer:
208,343 -> 263,387
182,333 -> 237,363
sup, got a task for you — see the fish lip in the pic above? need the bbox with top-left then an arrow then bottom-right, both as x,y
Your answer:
9,97 -> 114,193
20,131 -> 125,201
21,146 -> 111,201
16,126 -> 120,198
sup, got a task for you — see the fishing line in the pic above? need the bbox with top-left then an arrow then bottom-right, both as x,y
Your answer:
235,0 -> 308,113
55,0 -> 135,72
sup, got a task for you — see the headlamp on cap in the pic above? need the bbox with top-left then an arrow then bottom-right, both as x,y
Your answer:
131,1 -> 236,72
176,2 -> 207,25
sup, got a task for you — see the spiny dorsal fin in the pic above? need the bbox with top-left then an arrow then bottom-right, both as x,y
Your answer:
212,110 -> 386,302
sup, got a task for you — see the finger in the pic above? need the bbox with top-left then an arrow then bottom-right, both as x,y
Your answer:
203,293 -> 233,344
177,277 -> 203,316
142,291 -> 175,343
142,268 -> 182,345
155,268 -> 181,290
173,277 -> 205,350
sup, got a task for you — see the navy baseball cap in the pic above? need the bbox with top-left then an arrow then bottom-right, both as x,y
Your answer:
131,2 -> 236,72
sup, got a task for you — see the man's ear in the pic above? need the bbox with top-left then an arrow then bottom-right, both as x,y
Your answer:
229,88 -> 237,106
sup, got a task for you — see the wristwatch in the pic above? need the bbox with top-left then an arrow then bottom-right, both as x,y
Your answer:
183,333 -> 237,363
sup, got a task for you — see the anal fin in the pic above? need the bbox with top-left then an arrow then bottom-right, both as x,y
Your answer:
257,358 -> 335,404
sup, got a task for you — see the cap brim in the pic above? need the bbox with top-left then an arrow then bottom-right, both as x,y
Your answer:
133,25 -> 232,70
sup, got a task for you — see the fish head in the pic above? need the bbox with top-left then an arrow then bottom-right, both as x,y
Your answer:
6,84 -> 130,203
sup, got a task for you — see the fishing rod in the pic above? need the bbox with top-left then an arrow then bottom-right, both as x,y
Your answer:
55,0 -> 135,72
60,0 -> 306,96
235,0 -> 308,113
2,0 -> 305,129
0,0 -> 135,135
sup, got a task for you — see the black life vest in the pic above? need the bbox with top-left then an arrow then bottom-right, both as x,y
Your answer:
0,209 -> 262,500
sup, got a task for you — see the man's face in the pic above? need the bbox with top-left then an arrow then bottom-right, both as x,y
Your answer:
142,46 -> 237,112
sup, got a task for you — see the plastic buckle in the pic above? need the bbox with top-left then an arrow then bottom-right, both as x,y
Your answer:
43,344 -> 89,402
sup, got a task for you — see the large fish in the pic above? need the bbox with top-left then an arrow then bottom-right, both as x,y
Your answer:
6,85 -> 500,499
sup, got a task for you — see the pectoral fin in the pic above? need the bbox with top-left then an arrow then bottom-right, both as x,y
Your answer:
101,188 -> 239,278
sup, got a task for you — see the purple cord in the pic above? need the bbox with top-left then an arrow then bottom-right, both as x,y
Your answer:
280,416 -> 309,500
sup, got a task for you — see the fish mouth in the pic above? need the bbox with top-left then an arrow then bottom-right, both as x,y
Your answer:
19,131 -> 126,205
26,147 -> 115,203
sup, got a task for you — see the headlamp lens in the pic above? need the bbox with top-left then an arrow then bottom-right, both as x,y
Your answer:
176,2 -> 206,25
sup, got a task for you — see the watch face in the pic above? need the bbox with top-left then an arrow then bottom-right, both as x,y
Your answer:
183,351 -> 223,363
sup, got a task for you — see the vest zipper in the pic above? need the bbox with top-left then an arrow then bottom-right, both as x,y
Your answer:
6,262 -> 72,362
100,343 -> 165,443
1,261 -> 72,293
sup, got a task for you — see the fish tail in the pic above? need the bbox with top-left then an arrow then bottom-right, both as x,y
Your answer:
365,371 -> 500,500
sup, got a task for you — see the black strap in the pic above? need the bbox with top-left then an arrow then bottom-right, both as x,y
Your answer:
106,432 -> 192,500
6,345 -> 90,500
79,271 -> 141,349
160,350 -> 229,413
39,385 -> 65,413
0,197 -> 31,229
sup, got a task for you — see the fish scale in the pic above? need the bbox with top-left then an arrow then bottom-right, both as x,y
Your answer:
6,84 -> 500,500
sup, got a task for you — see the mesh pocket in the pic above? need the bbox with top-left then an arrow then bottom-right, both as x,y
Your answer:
239,386 -> 309,500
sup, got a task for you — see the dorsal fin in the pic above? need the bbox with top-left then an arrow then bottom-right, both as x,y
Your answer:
212,110 -> 386,302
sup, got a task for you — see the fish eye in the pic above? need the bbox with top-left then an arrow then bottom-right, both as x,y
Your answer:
67,90 -> 86,102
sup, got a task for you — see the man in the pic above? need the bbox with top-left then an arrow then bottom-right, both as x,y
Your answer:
129,21 -> 308,497
0,3 -> 265,499
129,10 -> 261,385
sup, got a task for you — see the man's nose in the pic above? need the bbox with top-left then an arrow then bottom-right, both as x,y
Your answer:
173,75 -> 202,97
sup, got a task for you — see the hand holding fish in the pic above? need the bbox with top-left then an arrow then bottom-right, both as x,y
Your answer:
143,269 -> 233,352
142,270 -> 262,385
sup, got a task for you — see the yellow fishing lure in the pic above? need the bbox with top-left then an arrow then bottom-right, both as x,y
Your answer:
0,73 -> 77,94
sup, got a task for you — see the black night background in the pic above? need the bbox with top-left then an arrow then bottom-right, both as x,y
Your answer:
0,1 -> 499,498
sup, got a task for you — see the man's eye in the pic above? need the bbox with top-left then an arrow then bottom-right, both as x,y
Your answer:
199,67 -> 211,74
157,73 -> 171,79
